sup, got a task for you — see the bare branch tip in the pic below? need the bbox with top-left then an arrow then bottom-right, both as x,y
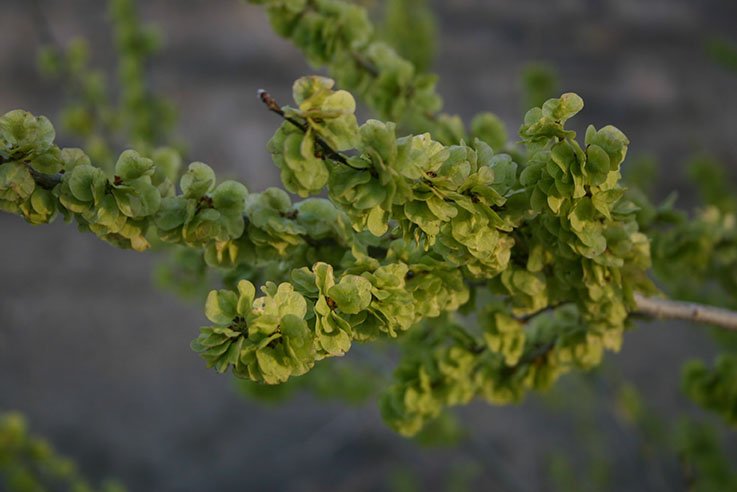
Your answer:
633,293 -> 737,332
257,89 -> 283,115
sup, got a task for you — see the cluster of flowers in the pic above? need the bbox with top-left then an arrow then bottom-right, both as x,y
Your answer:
0,74 -> 655,436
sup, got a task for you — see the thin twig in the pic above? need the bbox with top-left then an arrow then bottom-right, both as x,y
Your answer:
257,89 -> 363,171
515,302 -> 569,323
495,340 -> 556,378
0,156 -> 64,190
517,340 -> 556,365
633,293 -> 737,331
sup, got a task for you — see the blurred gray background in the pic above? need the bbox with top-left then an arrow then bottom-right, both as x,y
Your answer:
1,0 -> 736,490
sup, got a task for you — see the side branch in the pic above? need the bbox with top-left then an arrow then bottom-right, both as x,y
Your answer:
634,294 -> 737,332
257,89 -> 362,170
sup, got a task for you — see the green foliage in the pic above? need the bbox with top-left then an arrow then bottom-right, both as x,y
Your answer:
622,154 -> 658,194
379,0 -> 437,73
268,76 -> 359,196
109,0 -> 175,149
38,37 -> 118,168
683,355 -> 737,425
622,139 -> 737,428
470,113 -> 508,152
190,256 -> 418,384
153,246 -> 212,300
264,78 -> 651,435
236,354 -> 382,404
521,62 -> 559,110
156,163 -> 247,248
651,206 -> 737,306
688,154 -> 737,214
624,151 -> 737,324
250,0 -> 509,147
0,412 -> 125,492
192,279 -> 316,383
0,71 -> 655,435
3,0 -> 737,454
56,148 -> 162,251
706,37 -> 737,73
542,370 -> 737,492
0,111 -> 60,222
37,0 -> 177,171
676,420 -> 737,492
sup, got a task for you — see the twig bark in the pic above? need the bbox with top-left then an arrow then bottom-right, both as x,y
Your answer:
26,165 -> 63,190
634,293 -> 737,331
0,156 -> 64,190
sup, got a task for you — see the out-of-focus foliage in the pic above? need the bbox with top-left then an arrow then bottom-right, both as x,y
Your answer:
521,63 -> 559,110
37,0 -> 177,172
683,356 -> 737,426
675,420 -> 737,492
0,412 -> 125,492
236,354 -> 383,404
379,0 -> 437,73
706,37 -> 737,73
688,155 -> 737,214
625,149 -> 737,426
249,0 -> 513,148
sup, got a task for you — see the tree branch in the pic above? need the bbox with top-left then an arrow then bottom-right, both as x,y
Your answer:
515,302 -> 569,323
634,293 -> 737,332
